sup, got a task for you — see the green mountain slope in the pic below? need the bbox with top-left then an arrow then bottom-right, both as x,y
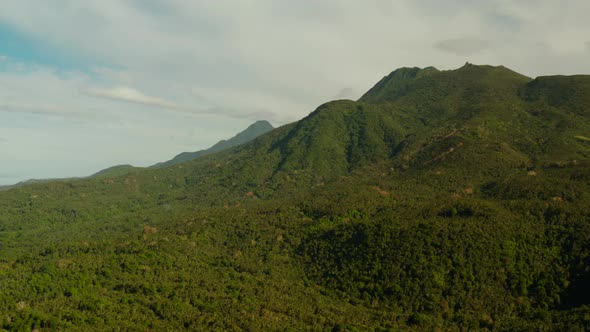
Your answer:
90,164 -> 139,178
151,120 -> 274,168
1,64 -> 590,331
0,177 -> 80,191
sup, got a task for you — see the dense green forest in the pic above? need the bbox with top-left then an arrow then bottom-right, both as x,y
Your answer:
1,64 -> 590,331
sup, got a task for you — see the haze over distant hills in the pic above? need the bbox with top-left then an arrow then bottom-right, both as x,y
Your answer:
1,64 -> 589,330
0,120 -> 275,190
0,177 -> 82,192
90,120 -> 274,178
151,120 -> 274,168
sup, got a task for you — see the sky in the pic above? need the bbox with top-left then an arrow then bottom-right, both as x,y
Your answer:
1,1 -> 589,185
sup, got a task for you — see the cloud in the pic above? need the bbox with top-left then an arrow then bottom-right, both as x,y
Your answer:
0,102 -> 80,118
85,86 -> 179,109
0,64 -> 92,118
333,87 -> 359,100
1,1 -> 589,118
0,55 -> 7,61
0,172 -> 22,186
1,1 -> 590,183
434,38 -> 491,55
91,67 -> 133,84
84,85 -> 282,122
0,58 -> 280,123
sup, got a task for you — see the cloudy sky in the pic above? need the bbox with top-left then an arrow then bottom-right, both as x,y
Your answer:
1,0 -> 589,185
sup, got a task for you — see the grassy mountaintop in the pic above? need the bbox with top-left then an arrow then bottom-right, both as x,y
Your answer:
1,64 -> 590,330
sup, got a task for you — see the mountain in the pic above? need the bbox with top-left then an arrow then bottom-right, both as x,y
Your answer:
220,63 -> 588,184
1,64 -> 590,331
91,164 -> 139,178
89,120 -> 274,178
151,120 -> 274,168
0,177 -> 80,191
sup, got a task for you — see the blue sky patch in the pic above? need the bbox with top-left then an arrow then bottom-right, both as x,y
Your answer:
0,22 -> 92,72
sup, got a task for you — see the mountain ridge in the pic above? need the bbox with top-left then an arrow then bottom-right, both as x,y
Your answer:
1,63 -> 590,330
151,120 -> 274,168
3,120 -> 275,188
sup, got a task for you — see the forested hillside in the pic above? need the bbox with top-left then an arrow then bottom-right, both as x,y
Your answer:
1,64 -> 589,331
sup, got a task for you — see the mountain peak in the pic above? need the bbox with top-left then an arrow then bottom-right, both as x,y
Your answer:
152,120 -> 275,168
391,66 -> 439,77
359,63 -> 531,103
358,66 -> 439,103
247,120 -> 274,131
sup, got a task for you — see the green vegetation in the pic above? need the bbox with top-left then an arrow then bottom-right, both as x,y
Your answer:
90,165 -> 140,178
1,64 -> 590,330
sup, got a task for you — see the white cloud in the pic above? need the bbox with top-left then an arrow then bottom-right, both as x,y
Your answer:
1,1 -> 589,118
0,59 -> 259,184
84,85 -> 284,122
435,38 -> 491,55
85,86 -> 179,109
333,88 -> 359,100
91,67 -> 133,84
0,65 -> 94,118
0,102 -> 82,118
0,1 -> 590,183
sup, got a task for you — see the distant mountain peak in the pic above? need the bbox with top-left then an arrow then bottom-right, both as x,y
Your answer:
246,120 -> 274,131
151,120 -> 274,168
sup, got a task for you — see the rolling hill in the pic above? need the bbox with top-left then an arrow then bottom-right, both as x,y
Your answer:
0,64 -> 589,331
